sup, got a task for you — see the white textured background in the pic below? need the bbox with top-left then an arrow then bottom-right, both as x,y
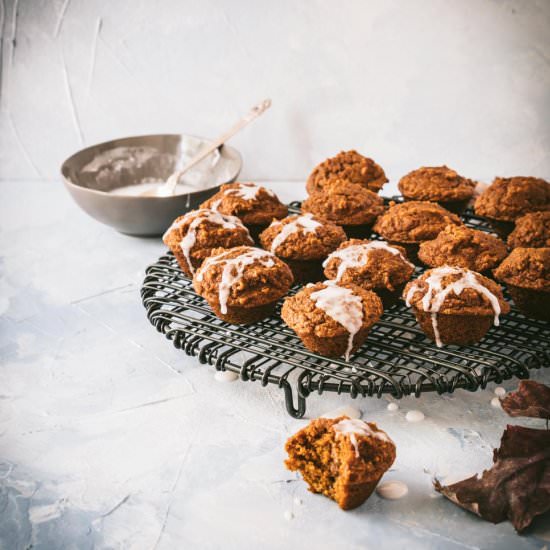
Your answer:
1,0 -> 549,186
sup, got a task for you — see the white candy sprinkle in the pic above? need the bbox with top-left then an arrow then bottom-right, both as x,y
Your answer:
491,397 -> 502,408
494,387 -> 506,397
284,510 -> 294,521
293,497 -> 303,506
387,403 -> 399,412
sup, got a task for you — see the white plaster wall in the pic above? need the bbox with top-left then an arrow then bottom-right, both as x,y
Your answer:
1,0 -> 549,185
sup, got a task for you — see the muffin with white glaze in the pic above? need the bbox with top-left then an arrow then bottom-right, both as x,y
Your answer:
403,266 -> 510,347
193,246 -> 293,324
323,239 -> 415,308
259,213 -> 346,283
281,280 -> 383,360
201,182 -> 288,241
163,209 -> 253,277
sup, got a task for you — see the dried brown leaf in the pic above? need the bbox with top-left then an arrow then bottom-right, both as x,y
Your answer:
434,425 -> 550,532
501,380 -> 550,420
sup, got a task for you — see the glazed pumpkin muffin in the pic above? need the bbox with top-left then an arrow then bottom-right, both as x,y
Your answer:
201,182 -> 288,241
259,213 -> 346,283
281,280 -> 383,360
162,209 -> 253,277
301,181 -> 385,238
418,225 -> 508,274
474,177 -> 550,237
193,246 -> 293,324
398,165 -> 476,213
403,266 -> 510,347
306,150 -> 388,194
507,211 -> 550,249
285,416 -> 396,510
323,239 -> 415,308
494,247 -> 550,321
373,201 -> 462,262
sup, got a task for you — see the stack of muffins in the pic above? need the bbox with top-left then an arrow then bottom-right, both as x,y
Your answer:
161,151 -> 550,361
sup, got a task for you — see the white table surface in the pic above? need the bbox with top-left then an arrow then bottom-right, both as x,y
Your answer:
1,180 -> 549,550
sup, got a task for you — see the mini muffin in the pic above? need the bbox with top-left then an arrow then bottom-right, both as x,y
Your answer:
259,213 -> 346,283
285,416 -> 396,510
507,211 -> 550,249
494,247 -> 550,321
306,150 -> 388,194
301,181 -> 385,238
418,225 -> 508,274
201,182 -> 288,241
281,280 -> 383,360
323,239 -> 415,308
162,209 -> 253,277
373,201 -> 463,262
398,165 -> 476,213
193,246 -> 293,324
403,266 -> 510,347
474,177 -> 550,238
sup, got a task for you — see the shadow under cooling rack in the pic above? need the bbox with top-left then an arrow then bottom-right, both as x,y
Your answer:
141,201 -> 550,418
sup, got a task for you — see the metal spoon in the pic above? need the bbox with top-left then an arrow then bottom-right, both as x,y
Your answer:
144,99 -> 272,197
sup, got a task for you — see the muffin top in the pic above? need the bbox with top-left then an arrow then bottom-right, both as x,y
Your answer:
281,280 -> 383,358
404,266 -> 510,317
493,247 -> 550,292
323,239 -> 415,291
163,209 -> 253,274
259,213 -> 346,260
301,181 -> 385,226
306,150 -> 388,194
193,246 -> 293,312
398,165 -> 476,202
418,225 -> 508,272
474,177 -> 550,222
507,211 -> 550,249
201,182 -> 288,225
373,201 -> 462,243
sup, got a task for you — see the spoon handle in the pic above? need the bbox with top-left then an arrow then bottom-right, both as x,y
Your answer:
164,99 -> 272,194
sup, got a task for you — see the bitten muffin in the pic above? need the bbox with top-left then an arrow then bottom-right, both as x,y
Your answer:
193,246 -> 293,324
418,225 -> 508,274
494,247 -> 550,321
323,239 -> 415,308
281,280 -> 383,360
259,213 -> 346,283
162,209 -> 253,277
301,181 -> 385,238
306,150 -> 388,194
285,416 -> 396,510
474,177 -> 550,238
373,201 -> 463,262
403,266 -> 510,347
200,182 -> 288,241
398,165 -> 476,213
507,211 -> 550,249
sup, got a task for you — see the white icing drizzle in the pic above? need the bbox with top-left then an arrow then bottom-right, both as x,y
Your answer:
196,247 -> 276,314
309,281 -> 363,361
210,182 -> 275,211
269,213 -> 322,254
163,209 -> 250,275
333,418 -> 392,458
405,266 -> 502,347
323,241 -> 413,282
376,480 -> 409,500
405,410 -> 425,422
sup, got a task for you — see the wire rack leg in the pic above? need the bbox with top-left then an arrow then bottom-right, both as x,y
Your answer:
282,381 -> 307,418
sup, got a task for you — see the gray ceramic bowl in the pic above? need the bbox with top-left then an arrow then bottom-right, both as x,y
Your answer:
61,134 -> 242,236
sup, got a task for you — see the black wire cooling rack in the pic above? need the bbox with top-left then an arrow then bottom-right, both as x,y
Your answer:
141,200 -> 550,418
